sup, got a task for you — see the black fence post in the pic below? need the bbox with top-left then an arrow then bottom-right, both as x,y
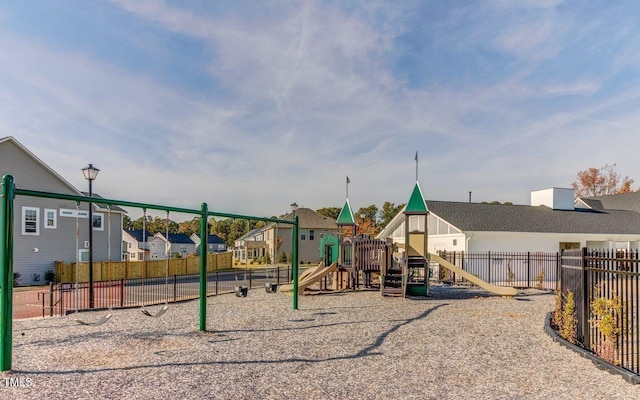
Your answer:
49,282 -> 54,317
120,279 -> 124,308
277,266 -> 280,285
527,252 -> 531,288
581,247 -> 590,349
173,275 -> 177,302
215,268 -> 218,295
249,268 -> 253,289
488,251 -> 491,284
557,251 -> 561,292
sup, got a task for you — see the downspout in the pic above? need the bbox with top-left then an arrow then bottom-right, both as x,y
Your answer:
466,233 -> 473,253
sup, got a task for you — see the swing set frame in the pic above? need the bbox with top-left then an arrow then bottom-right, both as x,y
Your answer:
0,174 -> 299,371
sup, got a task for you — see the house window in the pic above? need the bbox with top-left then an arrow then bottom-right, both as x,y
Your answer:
44,209 -> 57,229
301,230 -> 307,241
78,249 -> 89,262
92,213 -> 104,231
453,239 -> 457,246
22,207 -> 39,235
309,230 -> 315,240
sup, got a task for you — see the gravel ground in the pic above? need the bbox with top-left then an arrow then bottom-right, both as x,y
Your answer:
1,284 -> 639,399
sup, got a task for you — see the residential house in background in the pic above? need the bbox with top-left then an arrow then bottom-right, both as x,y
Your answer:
233,207 -> 338,264
190,233 -> 226,254
122,229 -> 152,261
233,228 -> 266,262
150,232 -> 196,259
0,136 -> 124,285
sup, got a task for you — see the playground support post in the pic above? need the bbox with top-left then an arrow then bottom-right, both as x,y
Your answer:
292,215 -> 299,310
1,175 -> 15,371
199,203 -> 208,332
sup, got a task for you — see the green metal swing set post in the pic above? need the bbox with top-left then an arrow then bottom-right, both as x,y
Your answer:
0,175 -> 299,370
0,175 -> 15,371
199,202 -> 208,331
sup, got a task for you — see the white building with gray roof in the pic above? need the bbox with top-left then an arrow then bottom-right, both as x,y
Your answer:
379,187 -> 640,254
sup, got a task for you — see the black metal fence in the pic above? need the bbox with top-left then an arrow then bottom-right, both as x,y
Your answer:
33,266 -> 302,318
561,248 -> 640,376
438,251 -> 560,290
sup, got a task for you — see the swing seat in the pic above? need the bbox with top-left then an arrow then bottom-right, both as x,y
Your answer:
76,313 -> 112,326
265,282 -> 278,293
141,305 -> 169,318
234,286 -> 248,297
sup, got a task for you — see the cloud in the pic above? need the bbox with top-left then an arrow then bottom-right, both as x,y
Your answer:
2,0 -> 640,216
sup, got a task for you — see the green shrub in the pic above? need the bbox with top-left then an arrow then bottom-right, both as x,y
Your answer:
560,291 -> 577,344
278,251 -> 287,263
591,291 -> 624,365
44,269 -> 56,283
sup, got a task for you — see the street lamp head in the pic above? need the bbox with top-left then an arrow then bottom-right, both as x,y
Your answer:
290,202 -> 299,212
82,164 -> 100,181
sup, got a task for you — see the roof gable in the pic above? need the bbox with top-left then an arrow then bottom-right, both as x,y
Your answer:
0,136 -> 82,195
579,192 -> 640,213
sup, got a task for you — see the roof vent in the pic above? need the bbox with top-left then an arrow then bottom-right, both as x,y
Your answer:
531,188 -> 574,210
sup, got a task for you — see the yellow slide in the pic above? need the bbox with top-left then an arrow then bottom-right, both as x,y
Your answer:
279,262 -> 337,295
429,254 -> 517,297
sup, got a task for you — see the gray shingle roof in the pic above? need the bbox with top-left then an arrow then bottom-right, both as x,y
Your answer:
166,233 -> 194,244
281,208 -> 338,230
580,192 -> 640,213
124,229 -> 152,242
427,200 -> 640,234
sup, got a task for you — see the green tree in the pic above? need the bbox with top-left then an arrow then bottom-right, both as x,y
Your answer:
357,204 -> 379,224
317,207 -> 341,220
122,215 -> 134,230
211,218 -> 232,244
178,217 -> 201,236
380,202 -> 405,228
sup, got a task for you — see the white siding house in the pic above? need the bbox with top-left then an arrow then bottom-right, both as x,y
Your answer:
1,136 -> 124,285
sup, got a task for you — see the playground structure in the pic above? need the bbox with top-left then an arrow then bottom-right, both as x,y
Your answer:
0,174 -> 301,371
294,178 -> 517,299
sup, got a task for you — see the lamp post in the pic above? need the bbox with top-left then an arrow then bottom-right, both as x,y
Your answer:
290,201 -> 299,245
82,164 -> 100,309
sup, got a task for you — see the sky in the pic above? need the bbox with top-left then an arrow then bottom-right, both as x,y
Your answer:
1,0 -> 640,219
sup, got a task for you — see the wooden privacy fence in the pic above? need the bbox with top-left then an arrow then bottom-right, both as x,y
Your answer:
55,252 -> 232,283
